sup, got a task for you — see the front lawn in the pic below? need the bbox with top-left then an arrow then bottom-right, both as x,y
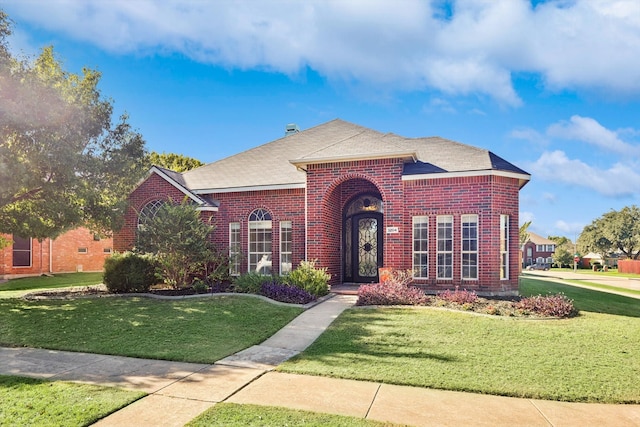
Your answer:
0,296 -> 302,363
0,375 -> 144,426
279,279 -> 640,403
0,272 -> 103,299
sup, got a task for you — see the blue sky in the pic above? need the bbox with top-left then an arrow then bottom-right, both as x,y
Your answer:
3,0 -> 640,240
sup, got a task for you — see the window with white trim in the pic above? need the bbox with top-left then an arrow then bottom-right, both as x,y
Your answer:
138,199 -> 167,230
12,236 -> 31,267
248,209 -> 272,274
229,222 -> 241,276
500,215 -> 509,279
412,216 -> 428,278
280,221 -> 292,274
461,214 -> 478,280
437,215 -> 453,279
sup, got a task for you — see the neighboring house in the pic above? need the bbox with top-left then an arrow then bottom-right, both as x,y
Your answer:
0,228 -> 113,279
522,232 -> 555,267
114,119 -> 530,295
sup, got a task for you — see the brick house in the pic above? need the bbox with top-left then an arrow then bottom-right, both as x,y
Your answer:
114,119 -> 530,295
0,228 -> 113,279
522,232 -> 556,267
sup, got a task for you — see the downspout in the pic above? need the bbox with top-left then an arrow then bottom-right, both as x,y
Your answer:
49,238 -> 53,273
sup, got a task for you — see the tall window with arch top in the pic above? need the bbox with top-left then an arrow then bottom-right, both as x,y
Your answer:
249,208 -> 272,274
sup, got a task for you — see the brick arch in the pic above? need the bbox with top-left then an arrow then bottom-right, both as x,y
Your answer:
321,173 -> 387,208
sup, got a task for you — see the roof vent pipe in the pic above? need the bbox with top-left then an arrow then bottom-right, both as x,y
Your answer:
285,123 -> 300,136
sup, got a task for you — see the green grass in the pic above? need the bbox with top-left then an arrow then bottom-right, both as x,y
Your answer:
520,277 -> 640,317
0,296 -> 302,363
187,403 -> 400,427
0,375 -> 144,426
0,273 -> 103,299
279,281 -> 640,403
551,267 -> 640,278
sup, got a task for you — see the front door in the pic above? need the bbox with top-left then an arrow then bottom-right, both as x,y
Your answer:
348,212 -> 383,283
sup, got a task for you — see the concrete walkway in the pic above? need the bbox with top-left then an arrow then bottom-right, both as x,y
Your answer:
2,292 -> 640,426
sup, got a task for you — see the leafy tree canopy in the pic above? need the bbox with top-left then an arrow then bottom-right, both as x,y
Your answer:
0,10 -> 148,240
135,199 -> 215,289
577,205 -> 640,260
548,235 -> 574,267
147,151 -> 203,172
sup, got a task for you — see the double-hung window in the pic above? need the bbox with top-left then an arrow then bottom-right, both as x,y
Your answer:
12,236 -> 31,267
229,222 -> 241,276
412,216 -> 429,278
461,214 -> 478,280
280,221 -> 292,274
437,215 -> 453,279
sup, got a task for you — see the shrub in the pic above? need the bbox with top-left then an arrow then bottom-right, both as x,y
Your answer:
260,282 -> 315,304
284,260 -> 330,297
515,293 -> 577,318
103,252 -> 157,293
437,287 -> 478,305
356,281 -> 429,306
232,272 -> 272,294
192,278 -> 209,294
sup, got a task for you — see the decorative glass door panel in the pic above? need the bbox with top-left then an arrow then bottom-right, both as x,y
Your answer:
343,194 -> 384,283
358,217 -> 378,278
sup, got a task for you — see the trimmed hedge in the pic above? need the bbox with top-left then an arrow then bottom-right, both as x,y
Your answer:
103,252 -> 157,293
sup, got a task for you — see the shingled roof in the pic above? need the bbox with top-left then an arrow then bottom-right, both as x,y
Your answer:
180,119 -> 530,194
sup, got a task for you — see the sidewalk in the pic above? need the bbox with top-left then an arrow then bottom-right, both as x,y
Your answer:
2,293 -> 640,426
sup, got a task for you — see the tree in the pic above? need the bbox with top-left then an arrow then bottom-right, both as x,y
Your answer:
0,10 -> 147,240
147,152 -> 203,172
548,235 -> 573,268
135,199 -> 216,289
578,206 -> 640,260
519,221 -> 531,246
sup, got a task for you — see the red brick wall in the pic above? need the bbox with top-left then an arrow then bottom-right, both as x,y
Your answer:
115,165 -> 522,295
114,172 -> 307,275
0,228 -> 112,278
208,188 -> 306,274
51,228 -> 113,273
113,173 -> 190,251
306,158 -> 405,286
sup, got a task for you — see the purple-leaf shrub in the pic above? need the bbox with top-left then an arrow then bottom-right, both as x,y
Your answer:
437,287 -> 478,305
356,281 -> 429,306
260,281 -> 316,305
515,293 -> 577,318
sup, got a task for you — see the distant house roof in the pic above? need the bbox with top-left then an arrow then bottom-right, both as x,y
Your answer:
526,232 -> 556,246
174,119 -> 530,194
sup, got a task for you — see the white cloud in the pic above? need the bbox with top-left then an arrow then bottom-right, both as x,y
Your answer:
520,211 -> 535,225
4,0 -> 640,104
555,220 -> 584,236
509,127 -> 548,146
527,150 -> 640,197
547,115 -> 640,156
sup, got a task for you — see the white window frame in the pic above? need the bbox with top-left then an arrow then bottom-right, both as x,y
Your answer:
437,215 -> 453,279
461,214 -> 478,280
500,215 -> 510,280
412,216 -> 429,278
280,221 -> 292,274
248,209 -> 272,274
229,222 -> 241,276
137,199 -> 167,230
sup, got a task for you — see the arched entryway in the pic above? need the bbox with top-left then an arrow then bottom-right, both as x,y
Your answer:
343,194 -> 383,283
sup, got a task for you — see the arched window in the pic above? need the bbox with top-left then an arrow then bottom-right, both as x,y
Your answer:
248,208 -> 272,274
138,199 -> 167,229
